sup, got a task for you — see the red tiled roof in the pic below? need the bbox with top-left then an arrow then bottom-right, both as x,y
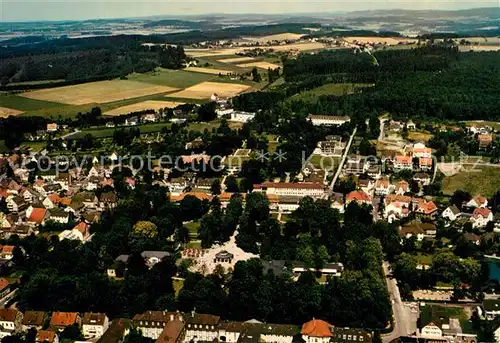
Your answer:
28,208 -> 48,224
48,193 -> 61,204
0,309 -> 19,322
419,158 -> 433,166
395,155 -> 412,164
50,312 -> 78,327
418,201 -> 438,215
472,196 -> 487,206
37,330 -> 57,343
346,191 -> 371,202
0,278 -> 9,291
73,222 -> 89,235
2,245 -> 14,254
473,207 -> 492,219
413,147 -> 432,154
59,198 -> 72,206
169,192 -> 213,202
301,319 -> 334,337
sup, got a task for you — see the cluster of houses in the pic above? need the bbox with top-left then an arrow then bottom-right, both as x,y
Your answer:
0,155 -> 122,242
0,309 -> 109,342
442,196 -> 498,230
0,307 -> 373,343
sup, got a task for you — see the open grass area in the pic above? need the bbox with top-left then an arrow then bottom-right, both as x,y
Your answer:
442,166 -> 500,197
184,221 -> 201,239
308,155 -> 341,171
20,141 -> 47,152
290,83 -> 373,103
172,278 -> 185,297
128,69 -> 215,88
408,131 -> 433,142
420,304 -> 467,326
0,94 -> 65,111
414,253 -> 433,265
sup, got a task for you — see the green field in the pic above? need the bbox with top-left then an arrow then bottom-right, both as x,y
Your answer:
420,304 -> 467,327
184,221 -> 201,239
308,154 -> 341,171
0,94 -> 65,111
442,166 -> 500,197
127,69 -> 215,88
289,83 -> 374,103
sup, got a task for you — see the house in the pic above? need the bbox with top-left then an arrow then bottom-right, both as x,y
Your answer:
0,278 -> 10,298
415,201 -> 438,218
358,179 -> 375,194
48,209 -> 70,224
419,158 -> 433,171
157,316 -> 185,343
36,330 -> 59,343
394,180 -> 409,195
216,103 -> 234,118
196,178 -> 218,190
54,172 -> 72,190
21,188 -> 39,203
183,312 -> 220,343
133,311 -> 175,339
142,112 -> 159,123
6,196 -> 27,213
46,123 -> 58,132
345,191 -> 371,206
42,183 -> 62,195
394,156 -> 413,171
406,120 -> 416,130
389,120 -> 403,132
0,246 -> 15,260
464,233 -> 481,246
442,205 -> 461,221
344,155 -> 365,175
99,192 -> 117,209
466,196 -> 488,208
318,139 -> 345,157
22,311 -> 46,331
471,207 -> 493,228
0,309 -> 23,338
50,312 -> 81,331
420,322 -> 442,338
253,182 -> 325,199
166,178 -> 188,194
478,134 -> 493,149
330,327 -> 372,343
307,115 -> 350,126
82,313 -> 110,339
141,251 -> 172,268
413,173 -> 431,186
399,225 -> 424,241
27,207 -> 48,226
375,179 -> 392,196
230,111 -> 255,123
483,300 -> 500,320
366,164 -> 382,179
43,193 -> 61,209
413,144 -> 432,158
301,318 -> 333,343
96,318 -> 133,343
125,117 -> 139,126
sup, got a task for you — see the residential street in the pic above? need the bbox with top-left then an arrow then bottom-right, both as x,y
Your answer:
382,262 -> 418,343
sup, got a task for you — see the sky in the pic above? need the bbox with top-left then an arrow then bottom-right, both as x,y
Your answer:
1,0 -> 498,22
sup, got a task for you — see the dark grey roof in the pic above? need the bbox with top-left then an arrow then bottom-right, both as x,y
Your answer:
331,327 -> 372,343
141,251 -> 172,259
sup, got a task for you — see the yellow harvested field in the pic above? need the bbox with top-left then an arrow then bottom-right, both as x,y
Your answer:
20,80 -> 178,105
244,33 -> 305,43
344,36 -> 417,45
104,100 -> 185,116
218,57 -> 256,63
185,42 -> 326,57
166,81 -> 251,100
237,61 -> 280,69
184,67 -> 233,75
0,107 -> 24,118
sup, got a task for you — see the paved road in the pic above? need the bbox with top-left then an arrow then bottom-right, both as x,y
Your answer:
61,129 -> 81,139
382,262 -> 417,343
328,126 -> 357,192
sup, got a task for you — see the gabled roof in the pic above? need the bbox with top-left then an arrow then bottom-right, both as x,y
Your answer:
28,208 -> 48,224
395,155 -> 412,164
346,190 -> 371,202
37,330 -> 57,343
50,312 -> 78,327
446,205 -> 461,215
301,319 -> 333,337
22,311 -> 46,326
0,278 -> 9,291
473,207 -> 492,219
156,318 -> 185,343
0,308 -> 19,322
82,312 -> 107,326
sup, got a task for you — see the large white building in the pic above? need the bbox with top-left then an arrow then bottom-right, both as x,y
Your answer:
307,115 -> 351,126
82,313 -> 109,339
230,111 -> 255,123
253,182 -> 325,199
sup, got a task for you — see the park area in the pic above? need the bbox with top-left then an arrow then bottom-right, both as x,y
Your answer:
20,80 -> 178,105
166,81 -> 251,100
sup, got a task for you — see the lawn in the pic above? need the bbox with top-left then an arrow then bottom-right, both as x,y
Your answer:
289,83 -> 374,103
414,253 -> 433,265
420,304 -> 467,327
21,141 -> 47,152
308,155 -> 341,171
172,277 -> 185,296
442,166 -> 500,197
184,221 -> 201,239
